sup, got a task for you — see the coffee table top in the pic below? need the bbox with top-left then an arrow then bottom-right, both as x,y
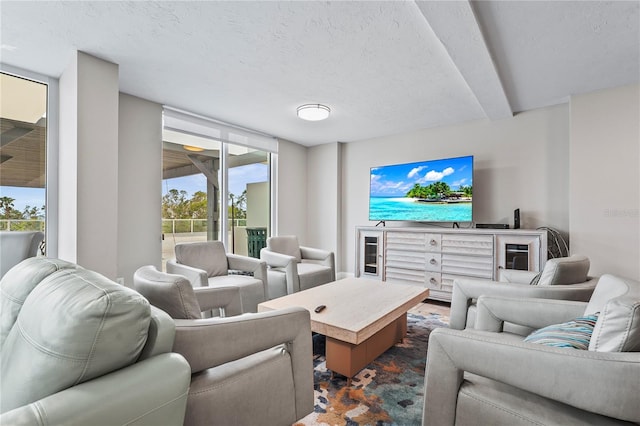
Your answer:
257,277 -> 429,345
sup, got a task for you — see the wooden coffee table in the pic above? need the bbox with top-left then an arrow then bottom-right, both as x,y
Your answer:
257,277 -> 429,385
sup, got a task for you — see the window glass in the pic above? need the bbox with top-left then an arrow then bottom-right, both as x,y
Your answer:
227,145 -> 270,256
0,73 -> 47,250
161,132 -> 221,270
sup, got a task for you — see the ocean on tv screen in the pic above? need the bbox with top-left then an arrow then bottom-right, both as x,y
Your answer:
369,197 -> 472,222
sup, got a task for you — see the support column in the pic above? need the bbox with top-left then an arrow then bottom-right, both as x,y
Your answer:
58,51 -> 119,278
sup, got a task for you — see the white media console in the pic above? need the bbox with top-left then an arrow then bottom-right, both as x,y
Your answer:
355,226 -> 548,302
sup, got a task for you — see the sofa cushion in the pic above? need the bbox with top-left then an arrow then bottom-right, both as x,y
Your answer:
175,241 -> 228,278
589,296 -> 640,352
134,266 -> 202,319
523,314 -> 599,350
537,255 -> 590,286
1,268 -> 151,412
267,236 -> 302,262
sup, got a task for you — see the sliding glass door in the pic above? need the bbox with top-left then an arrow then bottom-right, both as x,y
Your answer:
160,108 -> 275,270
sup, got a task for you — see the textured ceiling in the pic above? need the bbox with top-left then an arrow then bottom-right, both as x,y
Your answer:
1,1 -> 638,146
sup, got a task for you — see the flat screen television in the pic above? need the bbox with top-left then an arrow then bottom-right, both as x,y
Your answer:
369,155 -> 473,223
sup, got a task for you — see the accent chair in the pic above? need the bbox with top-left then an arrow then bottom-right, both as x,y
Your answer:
0,258 -> 191,426
450,254 -> 597,331
166,240 -> 268,312
423,273 -> 640,426
0,230 -> 44,278
260,235 -> 335,299
133,265 -> 315,426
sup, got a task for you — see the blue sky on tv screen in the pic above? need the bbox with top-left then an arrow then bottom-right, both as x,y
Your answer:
370,156 -> 473,198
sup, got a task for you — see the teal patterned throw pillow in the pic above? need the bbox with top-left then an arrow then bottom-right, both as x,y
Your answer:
524,314 -> 599,350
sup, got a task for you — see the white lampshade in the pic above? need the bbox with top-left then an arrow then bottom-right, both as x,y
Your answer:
297,104 -> 331,121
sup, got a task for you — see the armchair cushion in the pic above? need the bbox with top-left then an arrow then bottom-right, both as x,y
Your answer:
1,267 -> 151,413
134,265 -> 201,319
537,255 -> 590,286
175,241 -> 228,278
267,235 -> 302,262
523,313 -> 599,350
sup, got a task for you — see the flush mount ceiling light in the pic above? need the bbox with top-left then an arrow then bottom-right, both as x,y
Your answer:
297,104 -> 331,121
183,145 -> 204,152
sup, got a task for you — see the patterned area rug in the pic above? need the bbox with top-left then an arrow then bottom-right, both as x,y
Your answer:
296,312 -> 449,426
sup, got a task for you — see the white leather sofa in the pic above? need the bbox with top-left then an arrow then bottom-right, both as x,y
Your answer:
0,257 -> 191,425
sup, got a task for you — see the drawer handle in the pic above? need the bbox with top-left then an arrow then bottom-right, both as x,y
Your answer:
430,277 -> 437,284
429,239 -> 437,246
430,258 -> 437,265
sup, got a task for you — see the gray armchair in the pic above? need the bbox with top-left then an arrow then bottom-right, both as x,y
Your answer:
423,274 -> 640,426
133,265 -> 314,426
0,257 -> 191,426
167,240 -> 268,312
450,254 -> 597,331
260,235 -> 335,299
0,230 -> 44,278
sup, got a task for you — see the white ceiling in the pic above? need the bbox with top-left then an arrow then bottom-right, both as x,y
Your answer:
1,1 -> 638,146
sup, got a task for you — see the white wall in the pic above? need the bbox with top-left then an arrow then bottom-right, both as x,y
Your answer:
337,104 -> 570,274
58,52 -> 119,279
570,84 -> 640,280
307,142 -> 341,267
117,93 -> 162,286
275,139 -> 308,241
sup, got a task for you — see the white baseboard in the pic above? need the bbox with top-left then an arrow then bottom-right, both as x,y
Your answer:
336,271 -> 354,280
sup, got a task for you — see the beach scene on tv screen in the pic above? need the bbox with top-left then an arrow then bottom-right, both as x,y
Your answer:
369,156 -> 473,222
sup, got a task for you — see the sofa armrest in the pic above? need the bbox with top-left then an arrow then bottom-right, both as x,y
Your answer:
138,306 -> 176,360
193,286 -> 242,317
173,307 -> 313,420
261,249 -> 300,293
166,259 -> 208,287
173,306 -> 311,371
474,296 -> 588,332
260,249 -> 295,268
450,278 -> 596,330
0,353 -> 191,426
498,269 -> 539,283
424,328 -> 640,425
227,254 -> 268,299
226,253 -> 263,273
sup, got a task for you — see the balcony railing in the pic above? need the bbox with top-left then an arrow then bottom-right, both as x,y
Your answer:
162,218 -> 247,234
0,220 -> 45,231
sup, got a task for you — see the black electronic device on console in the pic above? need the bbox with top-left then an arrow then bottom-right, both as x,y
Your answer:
476,223 -> 510,229
314,305 -> 326,313
514,208 -> 521,229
